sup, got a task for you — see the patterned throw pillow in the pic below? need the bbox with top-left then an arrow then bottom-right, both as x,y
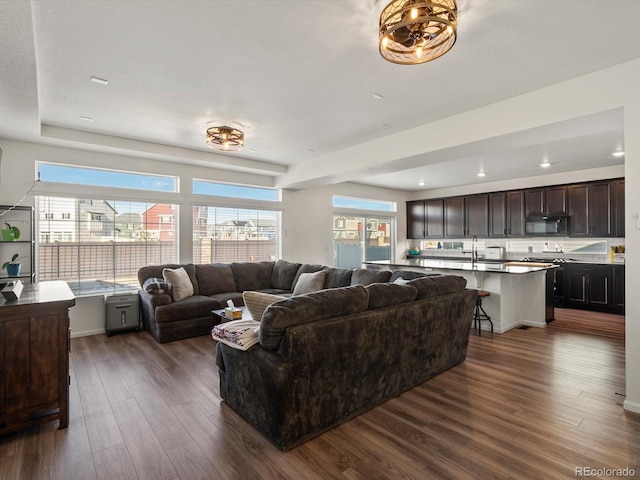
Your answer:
142,277 -> 173,295
162,267 -> 194,302
242,291 -> 286,321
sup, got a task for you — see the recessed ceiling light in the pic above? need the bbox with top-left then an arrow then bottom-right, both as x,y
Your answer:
306,149 -> 315,153
80,116 -> 94,122
540,160 -> 551,168
372,93 -> 383,100
477,172 -> 486,177
612,151 -> 625,157
90,76 -> 109,85
418,180 -> 425,186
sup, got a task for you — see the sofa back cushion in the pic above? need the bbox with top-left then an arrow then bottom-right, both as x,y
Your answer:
389,270 -> 434,283
231,261 -> 275,292
196,263 -> 237,296
365,283 -> 418,310
291,264 -> 326,291
323,268 -> 353,289
271,259 -> 302,291
243,291 -> 286,321
259,285 -> 369,350
350,268 -> 392,286
409,275 -> 467,300
138,263 -> 199,295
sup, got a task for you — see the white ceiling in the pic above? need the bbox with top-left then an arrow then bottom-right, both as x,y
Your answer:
0,0 -> 637,191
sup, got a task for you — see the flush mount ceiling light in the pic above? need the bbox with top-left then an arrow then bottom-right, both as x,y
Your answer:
477,171 -> 486,177
612,150 -> 625,157
379,0 -> 457,65
206,126 -> 244,151
540,160 -> 551,168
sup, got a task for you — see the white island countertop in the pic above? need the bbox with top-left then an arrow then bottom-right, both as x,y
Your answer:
364,259 -> 557,274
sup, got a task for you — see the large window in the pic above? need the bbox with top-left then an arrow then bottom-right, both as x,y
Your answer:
37,196 -> 178,295
193,206 -> 280,263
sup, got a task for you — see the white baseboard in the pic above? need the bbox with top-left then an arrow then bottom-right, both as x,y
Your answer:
623,398 -> 640,414
71,328 -> 105,338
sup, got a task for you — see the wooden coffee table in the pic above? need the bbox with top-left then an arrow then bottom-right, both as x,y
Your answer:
211,305 -> 252,327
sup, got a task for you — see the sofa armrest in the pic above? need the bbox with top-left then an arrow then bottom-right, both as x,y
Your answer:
138,289 -> 173,309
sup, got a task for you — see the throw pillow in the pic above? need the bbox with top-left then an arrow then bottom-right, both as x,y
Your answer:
142,277 -> 173,295
292,270 -> 327,296
392,277 -> 411,285
162,267 -> 194,302
243,291 -> 286,321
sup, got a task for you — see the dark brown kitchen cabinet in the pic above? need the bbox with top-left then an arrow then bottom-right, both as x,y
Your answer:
444,196 -> 465,238
506,190 -> 525,237
0,281 -> 75,436
465,194 -> 489,237
568,182 -> 612,237
406,199 -> 443,238
489,193 -> 506,237
525,186 -> 567,216
564,264 -> 611,312
612,265 -> 625,314
612,179 -> 625,237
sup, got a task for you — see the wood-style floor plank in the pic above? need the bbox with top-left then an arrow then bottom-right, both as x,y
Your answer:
0,307 -> 638,479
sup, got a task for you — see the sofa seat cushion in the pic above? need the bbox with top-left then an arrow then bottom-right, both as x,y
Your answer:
292,270 -> 327,295
365,283 -> 418,310
206,292 -> 244,307
409,275 -> 467,299
163,267 -> 194,301
271,260 -> 302,291
259,285 -> 369,350
350,268 -> 392,286
138,263 -> 199,295
231,261 -> 275,292
243,291 -> 287,321
196,263 -> 237,295
155,295 -> 224,323
323,268 -> 353,289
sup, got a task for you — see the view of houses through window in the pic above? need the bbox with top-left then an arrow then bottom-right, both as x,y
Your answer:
333,215 -> 392,268
193,206 -> 279,264
37,197 -> 179,295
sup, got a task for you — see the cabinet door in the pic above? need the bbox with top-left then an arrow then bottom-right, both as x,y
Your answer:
612,179 -> 625,237
568,184 -> 589,237
506,190 -> 525,237
613,265 -> 625,314
407,201 -> 426,239
488,193 -> 506,237
589,182 -> 612,237
546,186 -> 567,215
444,197 -> 465,238
30,315 -> 61,407
587,268 -> 610,307
565,270 -> 587,305
425,199 -> 444,238
466,194 -> 489,237
525,188 -> 545,216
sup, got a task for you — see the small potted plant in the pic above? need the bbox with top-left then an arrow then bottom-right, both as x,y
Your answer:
1,222 -> 21,241
2,253 -> 26,277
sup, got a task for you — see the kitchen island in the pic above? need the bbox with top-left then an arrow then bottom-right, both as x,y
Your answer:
364,259 -> 556,333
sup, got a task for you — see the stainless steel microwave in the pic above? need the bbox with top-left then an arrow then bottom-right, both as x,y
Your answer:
525,215 -> 569,236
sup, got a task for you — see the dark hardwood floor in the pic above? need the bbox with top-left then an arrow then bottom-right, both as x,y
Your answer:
1,308 -> 638,479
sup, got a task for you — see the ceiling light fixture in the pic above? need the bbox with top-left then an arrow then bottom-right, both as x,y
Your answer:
379,0 -> 457,65
418,179 -> 425,186
477,171 -> 486,177
540,160 -> 551,168
90,76 -> 109,85
206,126 -> 244,151
79,116 -> 94,122
612,151 -> 625,157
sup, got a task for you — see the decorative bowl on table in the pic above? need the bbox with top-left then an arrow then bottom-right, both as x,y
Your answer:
409,249 -> 420,255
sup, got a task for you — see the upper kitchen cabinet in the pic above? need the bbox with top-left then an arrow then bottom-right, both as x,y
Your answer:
489,192 -> 507,238
525,186 -> 567,216
506,190 -> 526,237
612,179 -> 625,237
568,182 -> 612,237
444,195 -> 488,238
406,199 -> 444,239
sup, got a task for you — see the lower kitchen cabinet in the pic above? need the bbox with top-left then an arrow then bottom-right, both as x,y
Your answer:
563,264 -> 623,314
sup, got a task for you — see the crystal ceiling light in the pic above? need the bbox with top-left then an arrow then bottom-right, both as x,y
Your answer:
206,126 -> 244,151
379,0 -> 457,65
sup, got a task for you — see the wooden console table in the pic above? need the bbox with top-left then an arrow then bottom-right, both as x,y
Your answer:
0,281 -> 75,435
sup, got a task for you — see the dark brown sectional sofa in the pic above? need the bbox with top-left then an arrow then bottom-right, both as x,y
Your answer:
216,274 -> 477,450
138,259 -> 403,343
